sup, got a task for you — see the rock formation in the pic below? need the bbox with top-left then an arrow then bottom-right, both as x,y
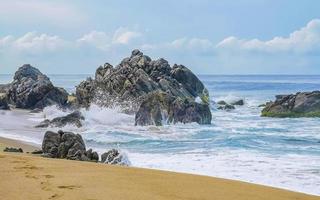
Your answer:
76,49 -> 212,125
42,130 -> 98,162
6,64 -> 68,109
36,111 -> 84,128
261,91 -> 320,117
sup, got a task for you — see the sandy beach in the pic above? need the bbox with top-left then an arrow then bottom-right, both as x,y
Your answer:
0,138 -> 318,200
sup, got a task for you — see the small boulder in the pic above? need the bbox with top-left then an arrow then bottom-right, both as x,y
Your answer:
231,99 -> 244,106
101,149 -> 130,166
217,100 -> 227,105
217,104 -> 235,110
0,95 -> 9,110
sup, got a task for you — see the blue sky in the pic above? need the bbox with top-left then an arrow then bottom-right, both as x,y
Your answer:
0,0 -> 320,74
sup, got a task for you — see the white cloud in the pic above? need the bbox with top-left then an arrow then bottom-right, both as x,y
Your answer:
216,19 -> 320,53
0,32 -> 67,54
113,27 -> 142,44
77,31 -> 111,51
170,37 -> 213,50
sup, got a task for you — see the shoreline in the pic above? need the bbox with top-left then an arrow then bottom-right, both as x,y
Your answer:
0,136 -> 319,200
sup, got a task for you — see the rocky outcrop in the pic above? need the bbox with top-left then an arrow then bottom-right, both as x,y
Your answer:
217,104 -> 235,110
261,91 -> 320,117
0,84 -> 10,93
76,50 -> 211,125
101,149 -> 130,166
36,111 -> 84,128
6,64 -> 68,109
231,99 -> 244,106
42,130 -> 98,162
135,92 -> 212,126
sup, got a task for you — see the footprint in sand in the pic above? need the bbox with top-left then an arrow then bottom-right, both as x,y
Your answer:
57,185 -> 82,190
49,193 -> 63,200
44,174 -> 55,179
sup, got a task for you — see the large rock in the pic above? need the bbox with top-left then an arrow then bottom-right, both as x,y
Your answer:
36,111 -> 84,128
261,91 -> 320,117
76,50 -> 212,125
6,64 -> 68,109
41,130 -> 98,162
135,92 -> 212,126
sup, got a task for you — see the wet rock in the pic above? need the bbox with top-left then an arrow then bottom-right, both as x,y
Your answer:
101,149 -> 130,166
217,104 -> 235,110
41,130 -> 98,162
217,100 -> 227,105
76,50 -> 212,124
231,99 -> 244,106
4,147 -> 23,153
36,111 -> 84,128
6,64 -> 68,109
262,91 -> 320,117
135,92 -> 211,126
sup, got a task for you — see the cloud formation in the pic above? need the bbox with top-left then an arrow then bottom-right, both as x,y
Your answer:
216,19 -> 320,54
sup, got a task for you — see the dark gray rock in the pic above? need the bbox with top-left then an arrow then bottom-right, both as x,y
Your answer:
4,147 -> 23,153
31,149 -> 43,154
135,92 -> 212,126
41,130 -> 98,162
6,64 -> 68,109
217,104 -> 235,110
101,149 -> 130,166
76,49 -> 212,125
0,84 -> 10,93
217,100 -> 227,105
231,99 -> 244,106
35,111 -> 84,128
262,91 -> 320,117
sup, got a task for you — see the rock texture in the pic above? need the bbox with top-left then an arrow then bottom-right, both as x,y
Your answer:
101,149 -> 130,166
135,92 -> 212,126
42,130 -> 98,162
262,91 -> 320,117
76,49 -> 211,125
6,64 -> 68,109
36,111 -> 84,128
3,147 -> 23,153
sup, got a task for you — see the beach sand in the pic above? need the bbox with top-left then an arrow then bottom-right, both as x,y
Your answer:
0,138 -> 319,200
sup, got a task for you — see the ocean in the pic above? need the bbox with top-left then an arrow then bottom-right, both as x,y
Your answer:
0,74 -> 320,195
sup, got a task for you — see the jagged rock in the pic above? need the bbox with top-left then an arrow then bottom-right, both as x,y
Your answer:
0,95 -> 9,110
231,99 -> 244,106
262,91 -> 320,117
76,49 -> 212,125
41,130 -> 98,162
101,149 -> 130,166
135,92 -> 212,126
217,104 -> 235,110
36,111 -> 84,128
4,147 -> 23,153
6,64 -> 68,109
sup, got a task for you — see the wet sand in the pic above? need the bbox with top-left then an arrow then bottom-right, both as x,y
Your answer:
0,137 -> 319,200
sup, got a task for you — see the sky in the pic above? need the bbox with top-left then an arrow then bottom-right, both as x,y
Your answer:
0,0 -> 320,75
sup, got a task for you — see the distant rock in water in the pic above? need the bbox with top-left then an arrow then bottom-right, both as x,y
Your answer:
6,64 -> 68,109
262,91 -> 320,117
76,49 -> 211,125
42,130 -> 98,162
36,111 -> 84,128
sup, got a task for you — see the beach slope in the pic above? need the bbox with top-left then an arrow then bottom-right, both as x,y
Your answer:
0,139 -> 319,200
